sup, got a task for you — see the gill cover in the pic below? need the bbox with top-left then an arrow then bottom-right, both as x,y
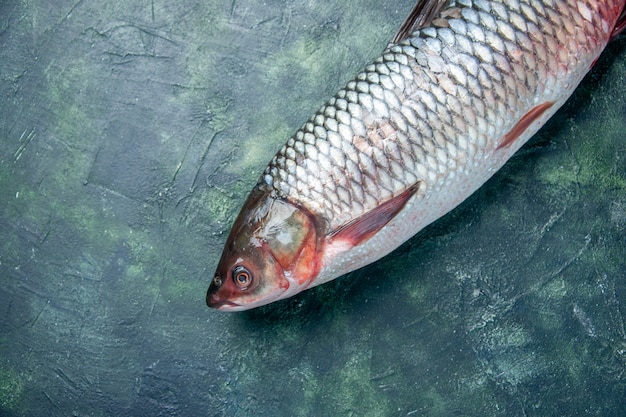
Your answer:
207,187 -> 323,310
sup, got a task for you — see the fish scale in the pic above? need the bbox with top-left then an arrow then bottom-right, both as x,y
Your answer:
207,0 -> 625,310
261,0 -> 614,232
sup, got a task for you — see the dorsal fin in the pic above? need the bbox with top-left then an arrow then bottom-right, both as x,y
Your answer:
392,0 -> 451,44
611,4 -> 626,40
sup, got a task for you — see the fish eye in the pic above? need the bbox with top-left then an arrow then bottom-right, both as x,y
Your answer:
232,265 -> 253,290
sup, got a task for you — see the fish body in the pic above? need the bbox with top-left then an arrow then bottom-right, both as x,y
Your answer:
208,0 -> 626,311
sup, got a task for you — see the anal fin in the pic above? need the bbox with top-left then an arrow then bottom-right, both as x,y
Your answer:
329,183 -> 420,246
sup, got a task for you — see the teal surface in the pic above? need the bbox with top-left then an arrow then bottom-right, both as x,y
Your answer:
1,0 -> 625,415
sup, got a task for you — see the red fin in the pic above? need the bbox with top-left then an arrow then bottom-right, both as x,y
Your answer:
611,5 -> 626,40
497,102 -> 554,150
392,0 -> 450,43
329,183 -> 420,246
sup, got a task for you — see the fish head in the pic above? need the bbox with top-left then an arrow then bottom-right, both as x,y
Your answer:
207,187 -> 323,311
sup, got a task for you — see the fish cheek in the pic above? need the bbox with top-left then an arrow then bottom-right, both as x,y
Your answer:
244,249 -> 285,292
261,203 -> 322,286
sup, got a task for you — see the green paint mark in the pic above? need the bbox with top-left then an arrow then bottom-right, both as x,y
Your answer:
0,367 -> 24,412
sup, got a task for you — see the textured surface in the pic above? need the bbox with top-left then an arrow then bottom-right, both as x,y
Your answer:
0,0 -> 625,416
263,0 -> 620,233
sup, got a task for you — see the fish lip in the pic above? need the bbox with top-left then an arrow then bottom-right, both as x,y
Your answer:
206,291 -> 240,310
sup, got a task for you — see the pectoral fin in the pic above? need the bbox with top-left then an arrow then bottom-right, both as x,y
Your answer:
329,183 -> 420,246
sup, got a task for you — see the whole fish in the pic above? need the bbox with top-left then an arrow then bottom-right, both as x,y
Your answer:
207,0 -> 626,311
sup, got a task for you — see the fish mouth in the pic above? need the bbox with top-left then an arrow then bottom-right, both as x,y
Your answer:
206,291 -> 240,310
